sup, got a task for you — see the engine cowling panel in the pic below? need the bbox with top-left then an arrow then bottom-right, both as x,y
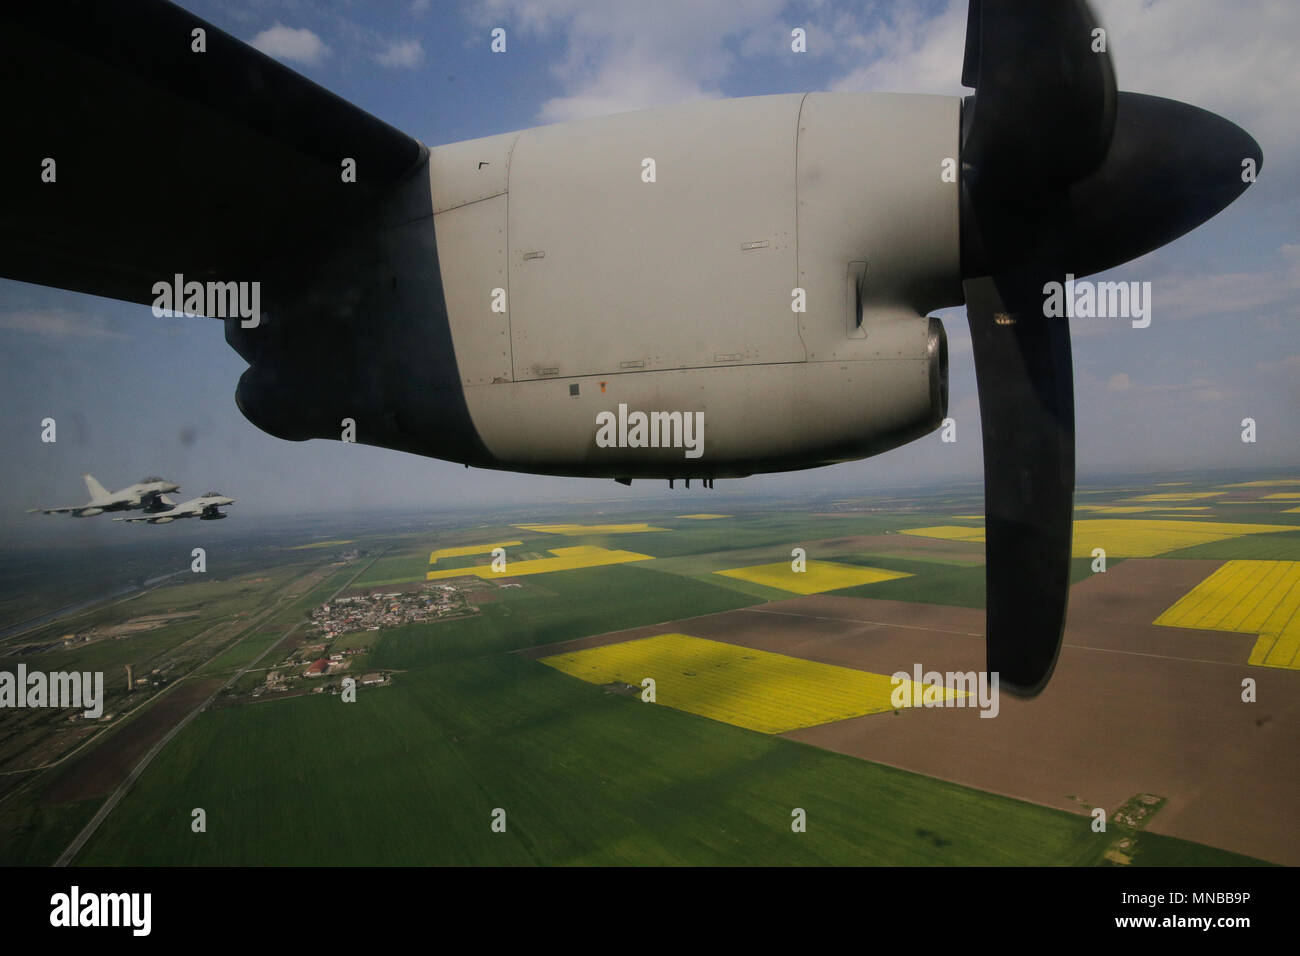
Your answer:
232,92 -> 962,479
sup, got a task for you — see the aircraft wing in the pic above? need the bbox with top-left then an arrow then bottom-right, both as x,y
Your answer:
28,507 -> 80,515
116,501 -> 205,522
115,510 -> 183,522
146,493 -> 178,513
0,0 -> 427,307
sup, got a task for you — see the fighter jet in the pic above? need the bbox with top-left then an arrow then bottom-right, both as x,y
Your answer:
0,1 -> 1262,694
114,492 -> 236,524
29,474 -> 180,518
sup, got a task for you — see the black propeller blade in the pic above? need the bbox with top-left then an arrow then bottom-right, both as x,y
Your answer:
963,266 -> 1076,695
958,0 -> 1261,695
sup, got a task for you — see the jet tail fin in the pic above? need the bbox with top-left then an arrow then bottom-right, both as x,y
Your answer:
83,474 -> 110,501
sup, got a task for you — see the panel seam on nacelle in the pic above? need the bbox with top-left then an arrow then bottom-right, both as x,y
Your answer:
433,189 -> 507,215
505,131 -> 520,384
793,91 -> 811,362
502,354 -> 923,386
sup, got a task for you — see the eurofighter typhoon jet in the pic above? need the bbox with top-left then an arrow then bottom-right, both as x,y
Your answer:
29,474 -> 180,518
0,1 -> 1261,694
115,492 -> 236,524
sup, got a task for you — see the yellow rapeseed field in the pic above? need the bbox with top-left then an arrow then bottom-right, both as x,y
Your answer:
514,523 -> 669,535
1125,492 -> 1224,502
1076,505 -> 1209,514
1262,493 -> 1300,500
1155,560 -> 1300,670
1071,520 -> 1297,557
715,560 -> 910,595
902,519 -> 1297,557
900,525 -> 986,542
1221,479 -> 1300,488
426,545 -> 652,580
540,632 -> 963,733
429,541 -> 523,563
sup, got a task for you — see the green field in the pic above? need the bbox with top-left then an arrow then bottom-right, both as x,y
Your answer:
9,479 -> 1295,866
369,564 -> 758,670
347,549 -> 430,588
74,650 -> 1259,865
831,556 -> 1116,607
1165,530 -> 1300,560
0,798 -> 101,868
1127,832 -> 1269,867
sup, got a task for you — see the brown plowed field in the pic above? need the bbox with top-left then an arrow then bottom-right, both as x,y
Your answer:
527,558 -> 1300,864
41,676 -> 224,804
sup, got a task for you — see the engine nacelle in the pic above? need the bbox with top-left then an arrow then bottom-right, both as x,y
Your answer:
231,92 -> 961,480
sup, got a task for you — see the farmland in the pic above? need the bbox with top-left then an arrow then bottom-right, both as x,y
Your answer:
68,650 -> 1185,866
3,470 -> 1297,866
539,632 -> 958,732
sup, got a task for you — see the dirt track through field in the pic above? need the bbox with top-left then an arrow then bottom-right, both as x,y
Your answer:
42,677 -> 224,804
530,558 -> 1300,864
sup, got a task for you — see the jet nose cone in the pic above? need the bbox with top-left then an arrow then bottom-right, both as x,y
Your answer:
1064,92 -> 1262,278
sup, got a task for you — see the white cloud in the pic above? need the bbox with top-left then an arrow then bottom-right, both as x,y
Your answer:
537,54 -> 722,124
827,0 -> 967,96
410,0 -> 431,12
1256,354 -> 1300,373
250,24 -> 330,65
1146,244 -> 1300,323
469,0 -> 788,122
1090,0 -> 1300,157
1087,368 -> 1229,403
0,309 -> 126,340
822,0 -> 1300,185
376,39 -> 424,68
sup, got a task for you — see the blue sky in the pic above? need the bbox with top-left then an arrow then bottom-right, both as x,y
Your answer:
2,0 -> 1296,545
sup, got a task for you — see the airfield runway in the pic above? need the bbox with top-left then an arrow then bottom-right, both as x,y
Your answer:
527,557 -> 1300,865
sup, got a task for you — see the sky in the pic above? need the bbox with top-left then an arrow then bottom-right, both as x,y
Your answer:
2,0 -> 1296,545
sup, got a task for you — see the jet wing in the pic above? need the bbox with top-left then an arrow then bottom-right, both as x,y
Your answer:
0,0 -> 427,307
115,510 -> 182,522
28,507 -> 80,514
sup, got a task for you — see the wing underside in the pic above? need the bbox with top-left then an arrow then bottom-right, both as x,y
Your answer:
0,0 -> 427,306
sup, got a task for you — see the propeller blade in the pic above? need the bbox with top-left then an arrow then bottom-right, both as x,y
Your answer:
962,0 -> 1117,201
958,0 -> 1111,695
956,0 -> 1259,696
964,268 -> 1075,695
